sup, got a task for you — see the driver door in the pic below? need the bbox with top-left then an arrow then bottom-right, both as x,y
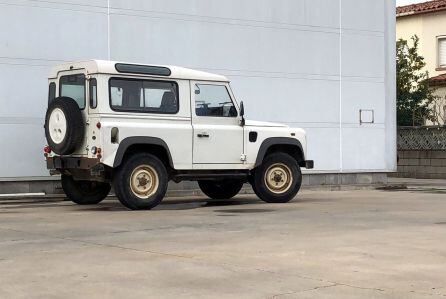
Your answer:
191,81 -> 244,166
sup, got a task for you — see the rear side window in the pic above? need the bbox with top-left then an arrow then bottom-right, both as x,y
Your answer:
109,78 -> 178,114
89,78 -> 97,108
60,74 -> 86,109
48,82 -> 56,104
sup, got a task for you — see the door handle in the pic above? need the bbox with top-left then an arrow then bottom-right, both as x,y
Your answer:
197,132 -> 210,138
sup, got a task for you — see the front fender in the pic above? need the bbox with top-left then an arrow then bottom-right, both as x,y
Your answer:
254,137 -> 305,167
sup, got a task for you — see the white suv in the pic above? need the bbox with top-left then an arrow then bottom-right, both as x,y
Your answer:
44,60 -> 313,210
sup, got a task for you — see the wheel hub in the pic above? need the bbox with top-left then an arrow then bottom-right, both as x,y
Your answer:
48,108 -> 67,144
137,175 -> 149,187
130,165 -> 159,199
264,163 -> 293,194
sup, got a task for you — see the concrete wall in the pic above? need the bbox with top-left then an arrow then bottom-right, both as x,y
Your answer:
396,150 -> 446,179
0,0 -> 396,185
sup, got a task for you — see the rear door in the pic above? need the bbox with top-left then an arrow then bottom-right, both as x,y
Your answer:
191,81 -> 244,166
56,70 -> 88,155
57,70 -> 87,110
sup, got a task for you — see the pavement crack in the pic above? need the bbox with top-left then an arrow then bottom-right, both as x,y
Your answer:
255,269 -> 385,293
271,283 -> 338,298
408,290 -> 446,297
0,227 -> 194,259
62,237 -> 195,259
331,282 -> 384,292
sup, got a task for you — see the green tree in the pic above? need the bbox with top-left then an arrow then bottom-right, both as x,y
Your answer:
396,35 -> 436,126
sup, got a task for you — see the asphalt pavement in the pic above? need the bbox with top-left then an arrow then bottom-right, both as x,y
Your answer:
1,185 -> 446,298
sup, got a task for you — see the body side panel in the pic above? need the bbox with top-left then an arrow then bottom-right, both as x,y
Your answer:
99,78 -> 193,170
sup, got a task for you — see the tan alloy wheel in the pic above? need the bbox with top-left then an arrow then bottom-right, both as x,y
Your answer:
264,163 -> 293,194
130,165 -> 159,199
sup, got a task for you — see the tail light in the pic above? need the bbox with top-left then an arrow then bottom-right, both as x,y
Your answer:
43,146 -> 51,154
91,146 -> 102,159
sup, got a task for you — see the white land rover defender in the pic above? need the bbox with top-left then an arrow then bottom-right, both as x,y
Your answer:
44,60 -> 314,210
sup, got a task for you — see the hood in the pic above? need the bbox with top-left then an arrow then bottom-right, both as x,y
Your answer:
245,120 -> 288,128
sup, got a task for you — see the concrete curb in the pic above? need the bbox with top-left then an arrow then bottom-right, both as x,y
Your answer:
0,184 -> 392,202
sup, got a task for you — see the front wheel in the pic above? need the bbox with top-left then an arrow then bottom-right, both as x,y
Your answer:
198,179 -> 244,200
251,152 -> 302,203
113,153 -> 168,210
61,175 -> 111,205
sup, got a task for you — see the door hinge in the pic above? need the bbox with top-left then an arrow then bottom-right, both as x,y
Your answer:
240,154 -> 247,162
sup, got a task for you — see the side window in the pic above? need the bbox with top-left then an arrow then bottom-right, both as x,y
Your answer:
195,84 -> 237,117
143,81 -> 178,113
109,78 -> 178,114
89,78 -> 97,108
438,37 -> 446,68
60,74 -> 86,109
48,82 -> 56,104
110,79 -> 141,109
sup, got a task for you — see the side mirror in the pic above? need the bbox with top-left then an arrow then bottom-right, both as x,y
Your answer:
239,101 -> 245,126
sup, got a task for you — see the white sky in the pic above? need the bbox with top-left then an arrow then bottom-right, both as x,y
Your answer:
396,0 -> 425,6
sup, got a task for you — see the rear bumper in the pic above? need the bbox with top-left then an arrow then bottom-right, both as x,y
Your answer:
46,156 -> 100,170
303,160 -> 314,169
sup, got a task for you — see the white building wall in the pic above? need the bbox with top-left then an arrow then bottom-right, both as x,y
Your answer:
0,0 -> 396,180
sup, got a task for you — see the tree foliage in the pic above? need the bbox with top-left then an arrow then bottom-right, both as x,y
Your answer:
396,35 -> 436,126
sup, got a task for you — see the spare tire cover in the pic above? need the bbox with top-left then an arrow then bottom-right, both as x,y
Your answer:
44,97 -> 84,155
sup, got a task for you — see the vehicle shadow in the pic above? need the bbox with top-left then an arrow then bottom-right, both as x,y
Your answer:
0,195 -> 265,212
77,195 -> 263,212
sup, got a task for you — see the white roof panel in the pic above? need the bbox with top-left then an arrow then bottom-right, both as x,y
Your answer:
49,60 -> 229,82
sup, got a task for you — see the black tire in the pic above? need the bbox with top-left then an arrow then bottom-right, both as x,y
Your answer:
113,153 -> 168,210
251,152 -> 302,203
44,97 -> 84,155
198,180 -> 244,200
61,175 -> 111,205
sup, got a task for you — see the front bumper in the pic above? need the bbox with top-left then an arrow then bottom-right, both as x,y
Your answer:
303,160 -> 314,169
46,156 -> 100,170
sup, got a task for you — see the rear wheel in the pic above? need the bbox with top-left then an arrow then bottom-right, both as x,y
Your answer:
251,152 -> 302,203
61,175 -> 111,205
198,179 -> 244,200
113,153 -> 168,210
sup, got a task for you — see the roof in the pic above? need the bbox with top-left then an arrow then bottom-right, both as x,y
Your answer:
397,0 -> 446,17
429,73 -> 446,86
49,60 -> 229,82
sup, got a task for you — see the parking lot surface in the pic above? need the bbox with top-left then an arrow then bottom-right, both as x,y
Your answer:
1,188 -> 446,298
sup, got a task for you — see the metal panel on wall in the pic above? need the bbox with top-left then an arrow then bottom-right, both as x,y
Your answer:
0,0 -> 396,179
0,0 -> 108,179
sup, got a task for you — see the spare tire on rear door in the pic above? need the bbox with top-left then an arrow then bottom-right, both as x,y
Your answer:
44,97 -> 84,155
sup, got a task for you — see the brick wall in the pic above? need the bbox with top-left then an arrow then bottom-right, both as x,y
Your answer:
396,150 -> 446,179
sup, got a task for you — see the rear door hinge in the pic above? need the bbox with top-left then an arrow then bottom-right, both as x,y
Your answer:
240,154 -> 247,162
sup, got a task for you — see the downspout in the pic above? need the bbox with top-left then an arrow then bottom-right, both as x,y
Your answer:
107,0 -> 111,60
339,0 -> 343,173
